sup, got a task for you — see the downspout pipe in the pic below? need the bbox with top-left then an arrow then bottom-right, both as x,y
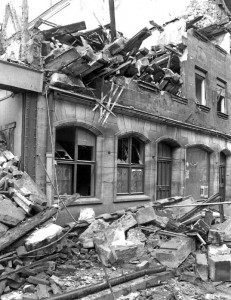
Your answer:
45,266 -> 166,300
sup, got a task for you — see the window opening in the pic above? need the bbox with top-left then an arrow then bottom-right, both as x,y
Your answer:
195,68 -> 206,106
217,79 -> 226,113
117,136 -> 144,194
55,127 -> 95,197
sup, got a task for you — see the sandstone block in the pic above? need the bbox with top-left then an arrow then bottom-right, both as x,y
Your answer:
0,198 -> 25,226
113,242 -> 144,263
25,223 -> 63,251
208,254 -> 231,281
96,243 -> 116,266
136,207 -> 157,224
136,206 -> 168,227
127,227 -> 146,243
79,219 -> 108,245
155,237 -> 195,269
109,213 -> 137,232
196,253 -> 208,281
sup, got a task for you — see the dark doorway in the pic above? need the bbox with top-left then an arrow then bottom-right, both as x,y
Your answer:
157,142 -> 172,199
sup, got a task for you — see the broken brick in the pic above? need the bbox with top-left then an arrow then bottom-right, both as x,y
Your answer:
27,276 -> 49,286
56,264 -> 76,273
36,284 -> 50,299
135,260 -> 149,271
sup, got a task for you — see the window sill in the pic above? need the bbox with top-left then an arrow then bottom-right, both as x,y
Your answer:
196,104 -> 210,113
54,197 -> 102,206
115,194 -> 150,203
217,112 -> 229,120
171,94 -> 188,105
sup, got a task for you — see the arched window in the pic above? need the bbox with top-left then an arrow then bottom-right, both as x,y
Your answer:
55,126 -> 95,197
117,136 -> 144,194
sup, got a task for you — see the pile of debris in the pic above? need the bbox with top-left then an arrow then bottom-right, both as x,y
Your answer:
43,22 -> 183,98
0,146 -> 47,238
0,186 -> 230,299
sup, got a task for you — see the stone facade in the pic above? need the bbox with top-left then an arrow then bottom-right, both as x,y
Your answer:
34,27 -> 231,222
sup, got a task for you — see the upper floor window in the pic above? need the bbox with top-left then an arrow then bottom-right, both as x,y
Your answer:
217,79 -> 226,114
117,136 -> 144,194
55,126 -> 95,197
195,68 -> 207,106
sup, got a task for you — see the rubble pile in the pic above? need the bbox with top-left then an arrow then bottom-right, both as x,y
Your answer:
0,147 -> 47,236
0,189 -> 231,299
42,23 -> 183,97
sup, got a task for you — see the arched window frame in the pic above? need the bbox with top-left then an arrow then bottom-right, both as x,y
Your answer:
55,126 -> 96,197
117,135 -> 145,195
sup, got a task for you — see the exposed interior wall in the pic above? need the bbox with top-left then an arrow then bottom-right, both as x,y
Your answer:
0,91 -> 23,157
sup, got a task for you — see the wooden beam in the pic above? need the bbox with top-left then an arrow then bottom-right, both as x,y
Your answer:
42,21 -> 86,39
109,0 -> 116,41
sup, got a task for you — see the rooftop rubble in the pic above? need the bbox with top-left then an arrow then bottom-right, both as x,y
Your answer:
2,14 -> 231,125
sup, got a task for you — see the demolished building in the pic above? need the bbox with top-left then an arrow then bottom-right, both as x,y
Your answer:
0,2 -> 231,225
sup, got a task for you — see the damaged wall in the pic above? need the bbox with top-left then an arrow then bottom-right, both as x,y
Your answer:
181,28 -> 231,132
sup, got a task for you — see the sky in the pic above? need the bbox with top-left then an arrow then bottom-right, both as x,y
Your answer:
0,0 -> 190,38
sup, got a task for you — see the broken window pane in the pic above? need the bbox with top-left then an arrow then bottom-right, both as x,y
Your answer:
117,137 -> 129,163
117,135 -> 145,195
117,167 -> 129,193
131,137 -> 143,164
56,164 -> 74,195
131,169 -> 143,193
